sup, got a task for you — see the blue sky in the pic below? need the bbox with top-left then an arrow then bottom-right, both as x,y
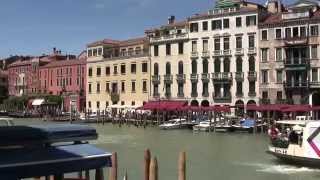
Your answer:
0,0 -> 291,58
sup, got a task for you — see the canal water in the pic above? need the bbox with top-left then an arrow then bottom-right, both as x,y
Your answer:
13,118 -> 320,180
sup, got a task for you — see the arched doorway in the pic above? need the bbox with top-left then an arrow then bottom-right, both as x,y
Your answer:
201,100 -> 210,107
235,100 -> 244,117
190,100 -> 199,106
246,100 -> 256,118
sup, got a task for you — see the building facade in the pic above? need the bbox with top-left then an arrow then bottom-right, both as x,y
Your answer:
146,0 -> 268,111
0,70 -> 8,103
259,0 -> 320,106
86,37 -> 150,112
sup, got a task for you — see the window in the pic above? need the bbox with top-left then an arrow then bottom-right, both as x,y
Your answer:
131,81 -> 136,92
121,81 -> 125,92
223,19 -> 229,29
97,82 -> 100,93
131,101 -> 135,106
192,41 -> 197,52
246,15 -> 256,26
261,30 -> 268,40
88,84 -> 92,93
214,38 -> 220,51
236,17 -> 242,27
178,61 -> 184,74
203,39 -> 208,52
223,38 -> 230,50
277,91 -> 282,100
262,91 -> 268,99
224,58 -> 230,72
300,26 -> 306,37
261,48 -> 268,62
276,29 -> 282,39
236,82 -> 243,96
311,68 -> 319,82
97,48 -> 102,56
261,70 -> 268,84
178,42 -> 184,54
276,70 -> 283,83
88,101 -> 91,108
143,80 -> 147,92
203,59 -> 208,73
154,45 -> 159,56
88,68 -> 92,77
106,82 -> 110,92
142,62 -> 148,73
154,63 -> 159,75
212,20 -> 222,30
276,48 -> 282,61
236,57 -> 242,72
105,67 -> 110,75
249,56 -> 255,71
192,60 -> 197,74
293,27 -> 299,38
166,44 -> 171,55
113,65 -> 118,75
106,101 -> 109,108
311,45 -> 318,59
93,49 -> 97,56
121,64 -> 126,74
96,101 -> 100,109
131,64 -> 137,73
248,35 -> 255,48
236,36 -> 242,49
311,25 -> 319,36
190,23 -> 199,32
166,62 -> 171,74
249,82 -> 255,94
285,28 -> 291,38
202,21 -> 208,31
178,83 -> 184,97
88,49 -> 92,57
214,58 -> 220,73
96,67 -> 101,76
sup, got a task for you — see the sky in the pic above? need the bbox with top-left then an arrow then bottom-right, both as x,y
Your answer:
0,0 -> 292,58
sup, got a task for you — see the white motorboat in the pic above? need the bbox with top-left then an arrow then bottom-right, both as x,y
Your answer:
193,121 -> 214,132
267,120 -> 320,167
159,119 -> 187,130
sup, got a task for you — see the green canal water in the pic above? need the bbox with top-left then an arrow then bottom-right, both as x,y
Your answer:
12,118 -> 320,180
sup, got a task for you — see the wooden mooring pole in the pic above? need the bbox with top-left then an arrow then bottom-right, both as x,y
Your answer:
149,157 -> 158,180
109,152 -> 118,180
144,149 -> 151,180
178,152 -> 186,180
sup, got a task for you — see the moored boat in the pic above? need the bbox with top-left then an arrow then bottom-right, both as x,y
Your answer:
159,118 -> 187,130
193,121 -> 214,132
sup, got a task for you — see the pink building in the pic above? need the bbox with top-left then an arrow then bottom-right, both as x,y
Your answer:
39,58 -> 86,112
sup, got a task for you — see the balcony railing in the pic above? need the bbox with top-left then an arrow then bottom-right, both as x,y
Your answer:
163,74 -> 173,83
177,92 -> 184,98
190,74 -> 199,82
191,92 -> 198,98
214,96 -> 232,103
165,92 -> 171,98
202,51 -> 210,58
152,75 -> 160,84
153,92 -> 160,97
284,81 -> 308,88
248,47 -> 257,55
236,92 -> 243,97
202,91 -> 209,97
248,91 -> 256,97
260,98 -> 271,104
223,49 -> 232,56
248,71 -> 257,81
201,73 -> 210,81
150,33 -> 189,43
191,51 -> 199,58
309,81 -> 320,88
284,58 -> 309,69
213,50 -> 221,56
284,36 -> 308,45
235,48 -> 244,55
212,72 -> 233,82
176,74 -> 186,82
235,72 -> 244,81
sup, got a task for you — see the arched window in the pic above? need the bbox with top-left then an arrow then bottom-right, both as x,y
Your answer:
154,63 -> 159,75
214,58 -> 220,73
178,61 -> 184,74
166,62 -> 171,75
224,58 -> 230,72
192,60 -> 197,74
203,59 -> 208,73
236,57 -> 242,72
249,56 -> 255,72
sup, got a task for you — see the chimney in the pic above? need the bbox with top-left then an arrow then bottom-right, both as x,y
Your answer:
266,0 -> 283,13
168,15 -> 175,24
53,47 -> 57,54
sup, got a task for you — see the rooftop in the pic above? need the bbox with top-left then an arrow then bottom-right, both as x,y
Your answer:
87,37 -> 148,48
41,59 -> 86,68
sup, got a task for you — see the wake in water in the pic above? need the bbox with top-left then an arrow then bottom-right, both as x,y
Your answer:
235,162 -> 320,174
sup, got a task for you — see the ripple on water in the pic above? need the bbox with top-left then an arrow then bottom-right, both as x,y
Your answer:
91,134 -> 134,145
235,162 -> 320,174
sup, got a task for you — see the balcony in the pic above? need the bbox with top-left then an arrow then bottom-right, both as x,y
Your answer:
201,73 -> 210,82
284,36 -> 308,46
165,92 -> 172,98
213,50 -> 222,57
309,81 -> 320,88
284,81 -> 308,89
202,91 -> 209,97
150,33 -> 189,43
176,74 -> 186,83
177,92 -> 185,98
248,47 -> 257,55
248,91 -> 256,97
276,99 -> 289,104
191,51 -> 199,59
153,92 -> 160,98
236,92 -> 243,97
152,75 -> 160,84
202,51 -> 210,58
235,48 -> 244,56
163,74 -> 173,84
235,72 -> 244,81
284,58 -> 309,70
214,96 -> 232,103
222,49 -> 232,56
191,92 -> 198,98
190,74 -> 199,82
248,71 -> 257,81
260,98 -> 271,104
212,72 -> 232,83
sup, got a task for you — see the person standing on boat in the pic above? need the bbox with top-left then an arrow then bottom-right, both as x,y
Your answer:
268,124 -> 280,140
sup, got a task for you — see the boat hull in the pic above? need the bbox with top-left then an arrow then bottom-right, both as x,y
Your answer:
267,150 -> 320,168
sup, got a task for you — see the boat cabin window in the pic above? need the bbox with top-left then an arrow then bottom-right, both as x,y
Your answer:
288,130 -> 299,144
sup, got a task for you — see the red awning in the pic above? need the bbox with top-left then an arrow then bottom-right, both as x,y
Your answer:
139,100 -> 187,111
281,105 -> 312,112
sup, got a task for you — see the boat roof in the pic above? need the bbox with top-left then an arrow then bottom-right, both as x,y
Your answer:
0,144 -> 112,179
275,120 -> 319,126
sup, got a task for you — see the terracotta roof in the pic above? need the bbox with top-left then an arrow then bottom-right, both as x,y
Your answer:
87,39 -> 121,47
119,37 -> 148,47
8,60 -> 32,67
41,59 -> 86,68
88,37 -> 148,48
145,20 -> 188,33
